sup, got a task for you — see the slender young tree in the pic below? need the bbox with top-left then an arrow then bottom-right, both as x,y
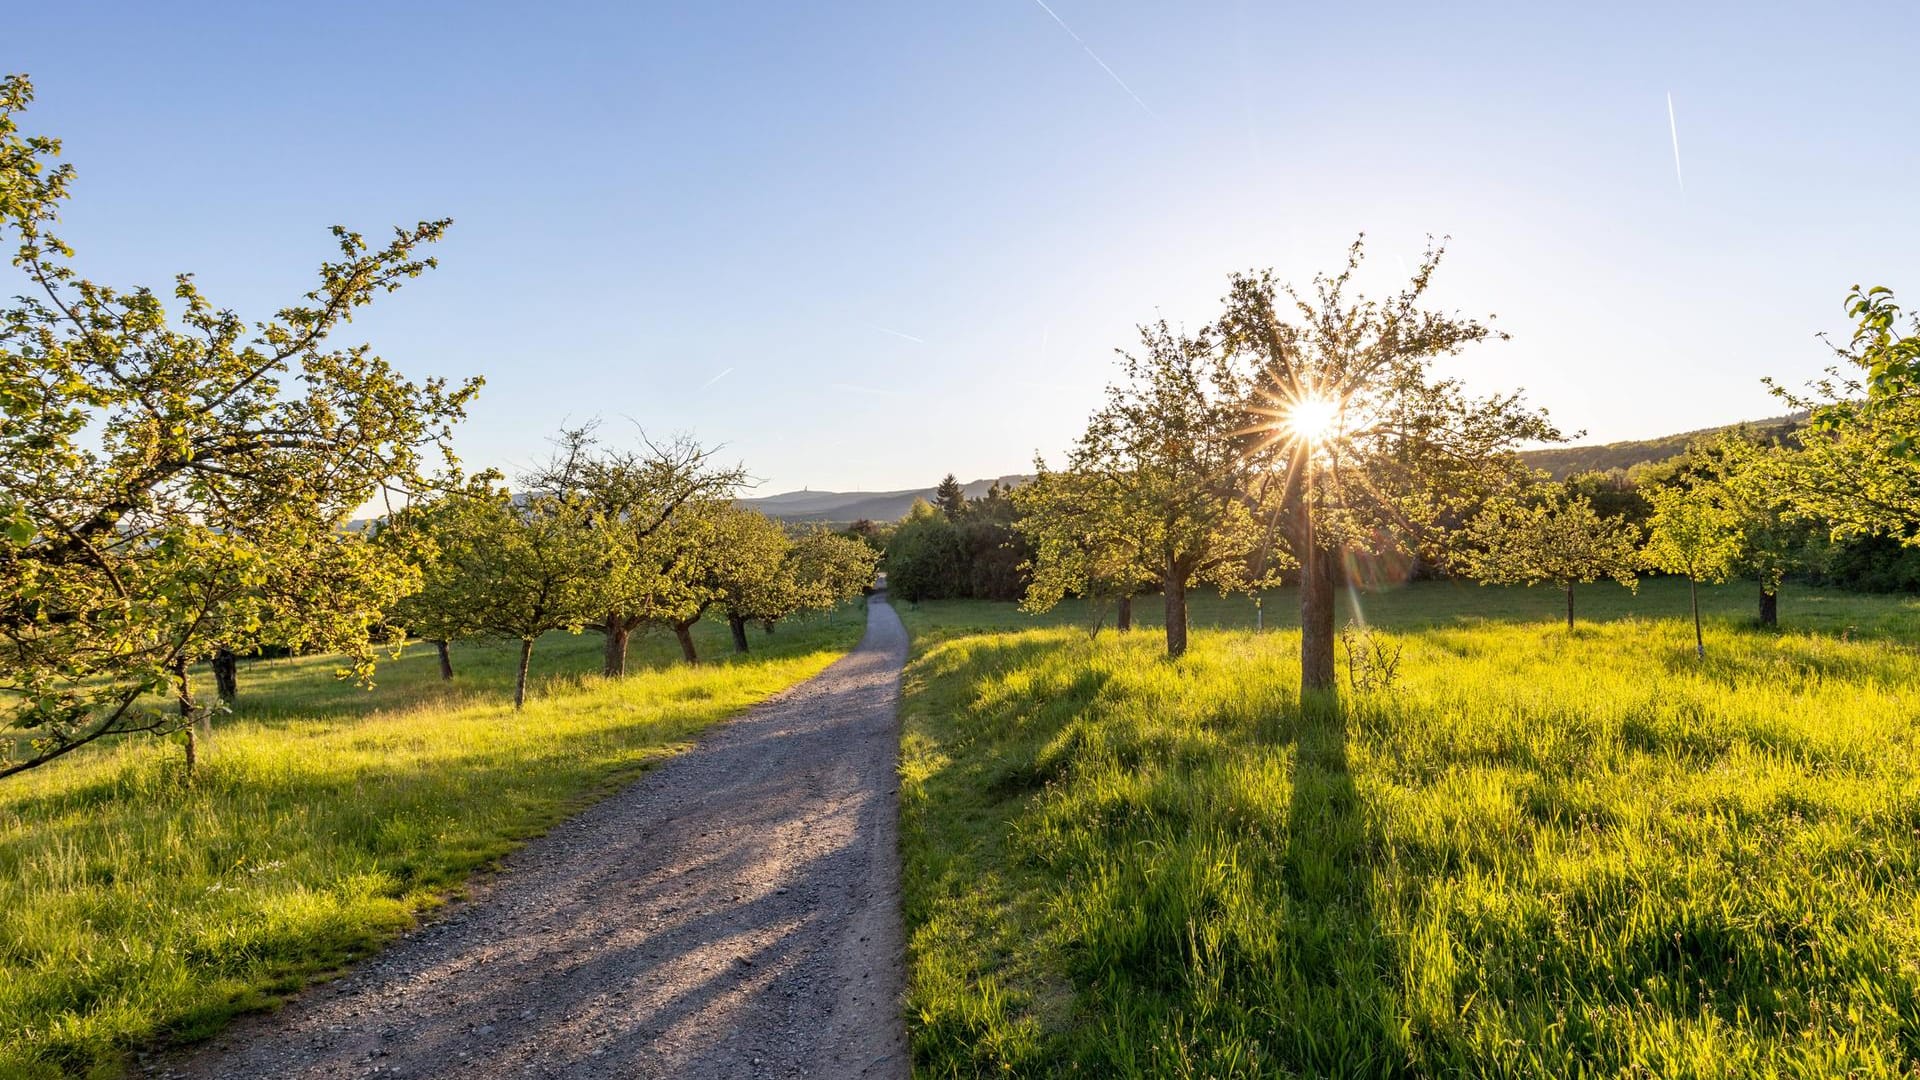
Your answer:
413,480 -> 602,708
382,479 -> 498,682
0,75 -> 478,777
1216,237 -> 1563,693
1643,483 -> 1742,659
1459,487 -> 1641,630
1014,463 -> 1158,638
1063,321 -> 1277,658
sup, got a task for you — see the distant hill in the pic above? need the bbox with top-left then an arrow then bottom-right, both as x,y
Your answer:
735,415 -> 1809,525
1517,414 -> 1805,479
738,475 -> 1030,524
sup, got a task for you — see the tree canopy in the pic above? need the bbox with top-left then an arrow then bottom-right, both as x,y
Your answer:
1014,463 -> 1158,636
786,528 -> 880,615
521,426 -> 745,676
406,478 -> 604,708
1458,487 -> 1640,630
886,500 -> 966,604
1770,286 -> 1920,546
0,74 -> 479,774
933,474 -> 966,520
1216,237 -> 1563,688
1642,483 -> 1743,658
1059,320 -> 1275,658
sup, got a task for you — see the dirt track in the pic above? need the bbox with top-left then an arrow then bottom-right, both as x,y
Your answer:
156,594 -> 910,1080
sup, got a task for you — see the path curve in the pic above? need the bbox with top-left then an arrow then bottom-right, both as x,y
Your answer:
156,594 -> 910,1080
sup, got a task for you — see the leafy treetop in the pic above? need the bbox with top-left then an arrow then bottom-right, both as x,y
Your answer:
0,73 -> 479,773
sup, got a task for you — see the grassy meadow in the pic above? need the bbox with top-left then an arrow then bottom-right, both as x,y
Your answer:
896,579 -> 1920,1077
894,575 -> 1920,642
0,608 -> 864,1079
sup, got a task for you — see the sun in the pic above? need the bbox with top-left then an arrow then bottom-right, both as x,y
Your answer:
1284,394 -> 1341,444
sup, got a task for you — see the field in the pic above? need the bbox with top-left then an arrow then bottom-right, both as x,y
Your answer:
896,579 -> 1920,1077
0,609 -> 863,1079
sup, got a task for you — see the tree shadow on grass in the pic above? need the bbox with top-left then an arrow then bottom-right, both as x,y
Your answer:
1268,690 -> 1406,1077
900,630 -> 1422,1077
1015,676 -> 1408,1076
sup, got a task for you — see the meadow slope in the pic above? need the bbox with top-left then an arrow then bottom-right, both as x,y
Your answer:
0,610 -> 863,1079
897,581 -> 1920,1077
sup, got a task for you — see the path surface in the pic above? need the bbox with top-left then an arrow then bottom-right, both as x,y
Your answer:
156,595 -> 911,1080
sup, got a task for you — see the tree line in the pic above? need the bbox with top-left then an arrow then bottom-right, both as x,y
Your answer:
385,425 -> 876,709
876,476 -> 1030,604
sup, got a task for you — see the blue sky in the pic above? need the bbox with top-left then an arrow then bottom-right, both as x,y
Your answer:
11,1 -> 1918,494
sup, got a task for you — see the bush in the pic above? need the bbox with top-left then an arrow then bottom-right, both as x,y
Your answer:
886,506 -> 965,602
959,519 -> 1029,601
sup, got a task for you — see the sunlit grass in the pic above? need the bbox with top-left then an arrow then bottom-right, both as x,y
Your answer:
0,608 -> 863,1078
897,576 -> 1920,642
897,582 -> 1920,1077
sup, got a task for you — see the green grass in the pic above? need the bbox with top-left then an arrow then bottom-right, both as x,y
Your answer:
0,607 -> 864,1079
896,576 -> 1920,642
895,580 -> 1920,1077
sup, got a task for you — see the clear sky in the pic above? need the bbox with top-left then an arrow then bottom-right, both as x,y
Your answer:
11,1 -> 1919,495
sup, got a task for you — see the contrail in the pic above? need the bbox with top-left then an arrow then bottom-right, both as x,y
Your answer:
699,367 -> 734,390
1027,0 -> 1156,118
870,325 -> 926,344
1666,90 -> 1681,191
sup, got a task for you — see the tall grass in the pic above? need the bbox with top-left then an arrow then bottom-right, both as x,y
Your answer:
0,610 -> 862,1078
897,582 -> 1920,1077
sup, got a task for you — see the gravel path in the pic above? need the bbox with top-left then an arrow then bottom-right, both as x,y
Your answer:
155,594 -> 910,1080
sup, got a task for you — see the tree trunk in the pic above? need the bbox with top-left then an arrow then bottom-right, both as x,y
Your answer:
1565,583 -> 1576,632
729,614 -> 750,654
435,639 -> 454,681
212,648 -> 238,704
602,620 -> 630,677
1298,487 -> 1337,694
1163,560 -> 1189,658
175,658 -> 197,778
514,637 -> 535,710
674,622 -> 699,663
1759,585 -> 1778,628
1300,545 -> 1337,693
763,620 -> 775,635
1117,595 -> 1132,632
1690,576 -> 1705,659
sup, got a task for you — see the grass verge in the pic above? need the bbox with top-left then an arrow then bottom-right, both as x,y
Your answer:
0,609 -> 862,1078
897,582 -> 1920,1077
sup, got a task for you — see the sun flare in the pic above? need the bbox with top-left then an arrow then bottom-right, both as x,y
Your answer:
1284,394 -> 1341,444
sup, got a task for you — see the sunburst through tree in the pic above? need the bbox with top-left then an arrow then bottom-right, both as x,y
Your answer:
1220,236 -> 1566,693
